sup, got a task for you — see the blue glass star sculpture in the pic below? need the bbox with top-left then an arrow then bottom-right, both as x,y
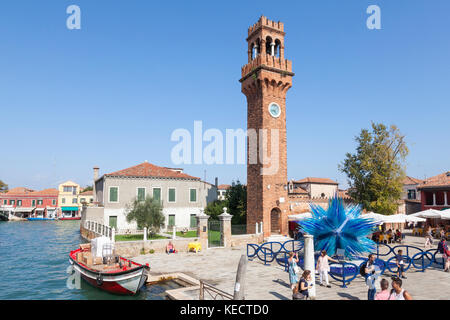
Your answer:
296,196 -> 378,258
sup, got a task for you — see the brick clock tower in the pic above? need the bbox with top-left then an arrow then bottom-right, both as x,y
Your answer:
240,16 -> 294,237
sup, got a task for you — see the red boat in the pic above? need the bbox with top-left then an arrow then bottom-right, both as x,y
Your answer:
59,217 -> 81,220
69,246 -> 150,295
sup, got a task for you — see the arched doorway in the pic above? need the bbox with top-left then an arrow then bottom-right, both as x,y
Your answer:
270,208 -> 281,234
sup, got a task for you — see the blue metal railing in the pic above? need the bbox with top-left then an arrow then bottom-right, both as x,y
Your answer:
247,240 -> 444,287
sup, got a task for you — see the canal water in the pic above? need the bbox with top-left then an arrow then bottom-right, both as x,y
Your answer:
0,220 -> 179,300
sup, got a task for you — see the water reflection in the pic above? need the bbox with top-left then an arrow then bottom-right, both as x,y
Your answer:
0,221 -> 177,300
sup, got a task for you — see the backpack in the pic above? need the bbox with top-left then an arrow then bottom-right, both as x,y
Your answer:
359,262 -> 367,277
438,241 -> 445,254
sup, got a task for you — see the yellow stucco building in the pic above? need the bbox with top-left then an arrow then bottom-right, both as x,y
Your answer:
58,181 -> 94,218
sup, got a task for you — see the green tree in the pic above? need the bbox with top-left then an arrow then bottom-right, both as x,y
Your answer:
225,181 -> 247,224
0,180 -> 8,193
82,185 -> 93,192
339,122 -> 408,214
125,197 -> 165,236
204,200 -> 228,220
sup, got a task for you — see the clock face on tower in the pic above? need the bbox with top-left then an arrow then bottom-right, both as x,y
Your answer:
268,102 -> 281,118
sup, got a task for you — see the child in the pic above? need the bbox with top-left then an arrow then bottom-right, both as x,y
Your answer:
396,249 -> 406,279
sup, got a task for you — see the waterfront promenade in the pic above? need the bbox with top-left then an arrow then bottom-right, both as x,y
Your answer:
134,234 -> 450,300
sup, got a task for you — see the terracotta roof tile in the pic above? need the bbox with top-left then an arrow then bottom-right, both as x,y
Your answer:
294,177 -> 338,185
79,190 -> 93,196
105,162 -> 200,180
30,188 -> 59,196
6,187 -> 35,195
418,171 -> 450,189
218,184 -> 231,190
403,176 -> 424,185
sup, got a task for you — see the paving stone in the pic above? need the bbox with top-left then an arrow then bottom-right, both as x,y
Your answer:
133,234 -> 450,300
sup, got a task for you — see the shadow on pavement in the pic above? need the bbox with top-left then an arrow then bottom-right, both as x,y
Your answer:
272,279 -> 291,289
337,292 -> 360,300
270,291 -> 291,300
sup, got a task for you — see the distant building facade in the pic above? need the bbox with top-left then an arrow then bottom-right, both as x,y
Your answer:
83,162 -> 217,231
0,187 -> 58,218
399,176 -> 423,215
217,184 -> 231,201
417,171 -> 450,211
287,177 -> 350,215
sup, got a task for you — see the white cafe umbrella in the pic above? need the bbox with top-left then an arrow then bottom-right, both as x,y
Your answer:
409,209 -> 443,219
383,214 -> 425,224
440,209 -> 450,220
361,212 -> 385,224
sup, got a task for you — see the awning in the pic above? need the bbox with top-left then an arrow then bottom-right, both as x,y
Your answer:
35,208 -> 45,211
288,212 -> 312,221
61,207 -> 78,211
14,207 -> 35,213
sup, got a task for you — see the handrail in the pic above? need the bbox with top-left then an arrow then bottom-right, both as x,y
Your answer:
84,220 -> 114,240
199,280 -> 233,300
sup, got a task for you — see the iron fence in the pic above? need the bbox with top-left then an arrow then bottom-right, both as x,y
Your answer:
231,224 -> 247,235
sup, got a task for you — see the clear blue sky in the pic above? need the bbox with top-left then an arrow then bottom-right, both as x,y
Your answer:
1,0 -> 449,190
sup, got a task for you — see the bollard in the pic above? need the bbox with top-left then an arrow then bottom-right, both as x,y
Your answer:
144,227 -> 147,241
255,222 -> 258,234
233,254 -> 247,300
304,234 -> 316,299
111,228 -> 116,243
172,226 -> 176,240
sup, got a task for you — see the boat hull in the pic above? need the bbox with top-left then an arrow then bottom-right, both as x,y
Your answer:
59,217 -> 81,221
69,254 -> 149,295
27,217 -> 56,221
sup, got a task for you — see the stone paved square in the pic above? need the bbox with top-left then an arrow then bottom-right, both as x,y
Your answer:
134,233 -> 450,300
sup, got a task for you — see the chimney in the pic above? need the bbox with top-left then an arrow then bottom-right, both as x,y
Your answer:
93,167 -> 99,180
93,167 -> 99,204
215,177 -> 218,189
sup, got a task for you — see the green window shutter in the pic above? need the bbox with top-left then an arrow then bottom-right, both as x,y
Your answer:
110,187 -> 118,202
109,216 -> 117,229
190,214 -> 197,228
153,188 -> 161,202
169,188 -> 176,202
168,215 -> 175,226
190,189 -> 197,202
32,200 -> 36,206
137,188 -> 145,201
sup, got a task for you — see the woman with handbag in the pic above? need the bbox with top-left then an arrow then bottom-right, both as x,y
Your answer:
288,251 -> 300,290
293,270 -> 313,300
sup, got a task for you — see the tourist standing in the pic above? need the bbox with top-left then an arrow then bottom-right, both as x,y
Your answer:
375,279 -> 390,300
389,277 -> 412,300
440,227 -> 445,239
424,226 -> 433,248
438,237 -> 450,272
288,252 -> 299,290
316,250 -> 338,288
395,249 -> 407,279
364,254 -> 377,300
